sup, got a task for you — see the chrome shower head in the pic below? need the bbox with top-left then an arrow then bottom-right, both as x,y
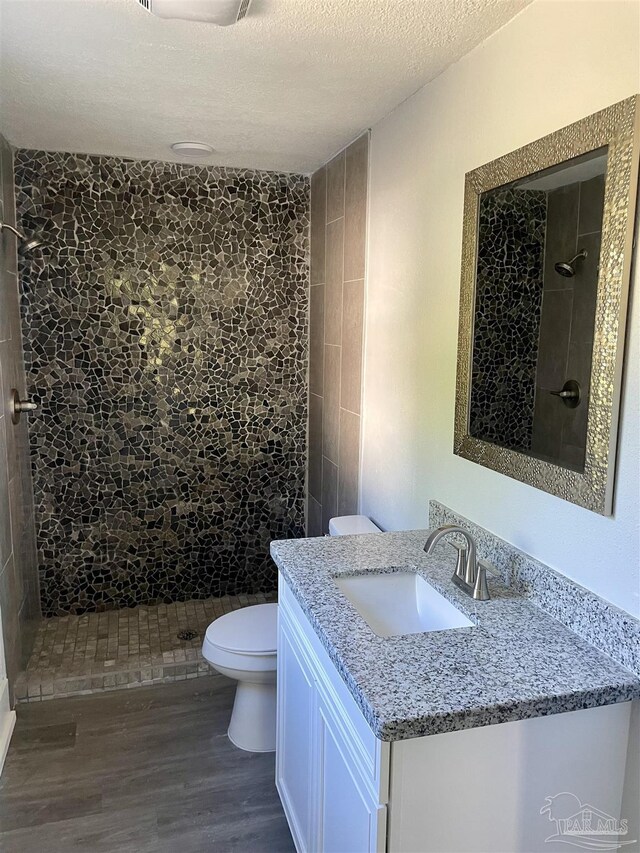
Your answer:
0,220 -> 45,254
554,249 -> 587,278
20,235 -> 44,253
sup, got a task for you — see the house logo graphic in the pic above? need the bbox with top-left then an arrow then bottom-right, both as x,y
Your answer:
540,792 -> 636,850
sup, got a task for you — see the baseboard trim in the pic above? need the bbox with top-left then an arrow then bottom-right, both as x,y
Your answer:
0,697 -> 16,776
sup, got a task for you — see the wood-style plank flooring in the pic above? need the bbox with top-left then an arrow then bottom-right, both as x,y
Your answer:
0,676 -> 295,852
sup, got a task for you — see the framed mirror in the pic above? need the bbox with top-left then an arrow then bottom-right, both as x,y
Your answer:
454,96 -> 639,515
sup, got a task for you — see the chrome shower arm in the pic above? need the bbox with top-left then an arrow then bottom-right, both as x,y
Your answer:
0,220 -> 26,241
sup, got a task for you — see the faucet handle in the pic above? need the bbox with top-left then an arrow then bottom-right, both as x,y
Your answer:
473,562 -> 490,601
478,558 -> 500,577
449,541 -> 468,580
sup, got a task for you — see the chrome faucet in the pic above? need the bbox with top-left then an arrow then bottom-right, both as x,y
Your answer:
423,524 -> 490,601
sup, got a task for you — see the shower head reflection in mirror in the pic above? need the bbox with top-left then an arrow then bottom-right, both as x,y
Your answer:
454,95 -> 640,515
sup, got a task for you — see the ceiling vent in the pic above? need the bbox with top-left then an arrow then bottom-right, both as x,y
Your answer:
137,0 -> 252,26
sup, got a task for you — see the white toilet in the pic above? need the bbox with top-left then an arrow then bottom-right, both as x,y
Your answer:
202,515 -> 380,752
202,602 -> 278,752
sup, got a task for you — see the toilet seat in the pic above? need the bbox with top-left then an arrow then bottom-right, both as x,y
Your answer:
202,603 -> 278,674
204,602 -> 277,655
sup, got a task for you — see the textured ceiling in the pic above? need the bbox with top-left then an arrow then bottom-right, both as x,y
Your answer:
0,0 -> 530,172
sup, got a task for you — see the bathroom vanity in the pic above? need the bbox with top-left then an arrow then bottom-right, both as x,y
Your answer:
271,529 -> 640,853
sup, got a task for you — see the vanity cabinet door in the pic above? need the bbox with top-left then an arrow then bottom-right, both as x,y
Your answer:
276,614 -> 318,853
316,693 -> 387,853
277,575 -> 388,853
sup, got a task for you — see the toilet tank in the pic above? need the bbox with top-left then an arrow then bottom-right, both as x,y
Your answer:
328,515 -> 381,536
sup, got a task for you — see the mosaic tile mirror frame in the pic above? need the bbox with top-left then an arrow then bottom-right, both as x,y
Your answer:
454,96 -> 640,515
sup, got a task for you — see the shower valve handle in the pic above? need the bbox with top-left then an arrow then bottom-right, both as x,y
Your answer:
10,389 -> 38,424
549,380 -> 581,408
550,389 -> 578,398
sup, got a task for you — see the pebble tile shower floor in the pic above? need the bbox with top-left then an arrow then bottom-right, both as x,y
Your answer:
15,593 -> 275,702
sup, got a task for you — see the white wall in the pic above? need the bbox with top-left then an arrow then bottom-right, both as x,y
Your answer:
361,0 -> 640,617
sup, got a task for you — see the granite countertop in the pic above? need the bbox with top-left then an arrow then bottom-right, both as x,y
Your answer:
270,530 -> 640,742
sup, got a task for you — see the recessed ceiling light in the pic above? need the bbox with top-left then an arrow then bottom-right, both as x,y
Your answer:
170,142 -> 214,158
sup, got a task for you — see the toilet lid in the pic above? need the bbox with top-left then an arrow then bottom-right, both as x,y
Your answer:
205,603 -> 278,655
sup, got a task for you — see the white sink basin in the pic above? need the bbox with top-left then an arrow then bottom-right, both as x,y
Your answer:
334,571 -> 474,638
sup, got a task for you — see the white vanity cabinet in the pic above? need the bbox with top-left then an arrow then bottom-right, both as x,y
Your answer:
276,576 -> 389,853
276,573 -> 632,853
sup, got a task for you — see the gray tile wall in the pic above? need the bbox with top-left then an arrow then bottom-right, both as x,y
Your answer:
0,135 -> 40,705
531,175 -> 604,470
308,134 -> 368,535
15,150 -> 309,616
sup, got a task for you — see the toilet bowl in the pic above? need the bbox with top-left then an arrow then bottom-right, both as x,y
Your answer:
202,602 -> 278,753
202,516 -> 381,753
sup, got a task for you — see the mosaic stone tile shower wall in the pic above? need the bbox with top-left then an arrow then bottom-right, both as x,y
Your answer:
15,150 -> 309,616
470,187 -> 546,452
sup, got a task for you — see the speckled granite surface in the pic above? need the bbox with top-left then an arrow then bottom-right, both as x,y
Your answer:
430,502 -> 640,677
270,530 -> 640,741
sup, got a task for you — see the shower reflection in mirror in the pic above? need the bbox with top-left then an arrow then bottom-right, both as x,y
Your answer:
469,147 -> 607,473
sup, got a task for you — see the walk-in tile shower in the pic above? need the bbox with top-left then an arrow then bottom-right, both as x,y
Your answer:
15,150 -> 309,617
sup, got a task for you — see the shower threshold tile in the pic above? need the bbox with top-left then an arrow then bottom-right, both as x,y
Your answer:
16,592 -> 276,702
